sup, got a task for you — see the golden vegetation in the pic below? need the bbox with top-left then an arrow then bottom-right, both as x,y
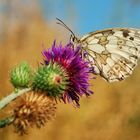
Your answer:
0,2 -> 140,140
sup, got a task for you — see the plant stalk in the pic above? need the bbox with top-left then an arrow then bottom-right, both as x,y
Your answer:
0,88 -> 31,110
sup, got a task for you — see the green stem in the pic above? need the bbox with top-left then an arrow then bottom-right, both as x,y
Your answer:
0,88 -> 31,110
0,116 -> 14,128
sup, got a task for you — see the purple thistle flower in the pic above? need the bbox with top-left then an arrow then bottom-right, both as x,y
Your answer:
42,40 -> 93,107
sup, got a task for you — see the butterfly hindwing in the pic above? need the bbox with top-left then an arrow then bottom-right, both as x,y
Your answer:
79,28 -> 140,82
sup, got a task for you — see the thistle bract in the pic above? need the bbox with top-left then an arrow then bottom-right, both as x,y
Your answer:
32,63 -> 69,97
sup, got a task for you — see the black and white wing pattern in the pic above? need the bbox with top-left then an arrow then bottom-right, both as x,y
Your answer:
79,28 -> 140,82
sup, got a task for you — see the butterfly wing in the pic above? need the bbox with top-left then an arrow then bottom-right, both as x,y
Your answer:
79,28 -> 140,82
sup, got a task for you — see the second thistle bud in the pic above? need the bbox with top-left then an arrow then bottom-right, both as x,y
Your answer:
10,62 -> 31,88
32,63 -> 69,97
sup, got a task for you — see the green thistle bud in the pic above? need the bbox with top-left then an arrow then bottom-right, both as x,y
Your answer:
32,63 -> 69,97
10,62 -> 31,88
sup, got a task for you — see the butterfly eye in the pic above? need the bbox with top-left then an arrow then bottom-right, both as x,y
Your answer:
72,37 -> 75,42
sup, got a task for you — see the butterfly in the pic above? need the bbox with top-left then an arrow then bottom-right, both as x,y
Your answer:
56,18 -> 140,82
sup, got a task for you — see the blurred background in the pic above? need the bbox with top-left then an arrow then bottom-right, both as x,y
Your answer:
0,0 -> 140,140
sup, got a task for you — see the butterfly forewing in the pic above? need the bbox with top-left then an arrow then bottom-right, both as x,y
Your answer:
79,28 -> 140,82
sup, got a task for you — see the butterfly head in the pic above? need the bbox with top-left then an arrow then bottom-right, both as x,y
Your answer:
70,34 -> 80,44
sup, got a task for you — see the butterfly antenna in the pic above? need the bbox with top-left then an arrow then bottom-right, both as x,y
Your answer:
56,18 -> 75,37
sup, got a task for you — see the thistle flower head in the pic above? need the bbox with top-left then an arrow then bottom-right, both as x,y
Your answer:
13,92 -> 57,135
41,40 -> 93,106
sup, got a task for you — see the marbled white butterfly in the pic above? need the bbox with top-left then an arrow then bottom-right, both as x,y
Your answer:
56,18 -> 140,82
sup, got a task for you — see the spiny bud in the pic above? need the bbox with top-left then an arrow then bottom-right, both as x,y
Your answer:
13,91 -> 57,135
10,62 -> 31,88
32,63 -> 69,98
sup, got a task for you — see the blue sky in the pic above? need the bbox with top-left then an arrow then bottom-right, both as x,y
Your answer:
40,0 -> 140,36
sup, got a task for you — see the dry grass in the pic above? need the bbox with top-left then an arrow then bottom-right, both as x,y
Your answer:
0,16 -> 140,140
